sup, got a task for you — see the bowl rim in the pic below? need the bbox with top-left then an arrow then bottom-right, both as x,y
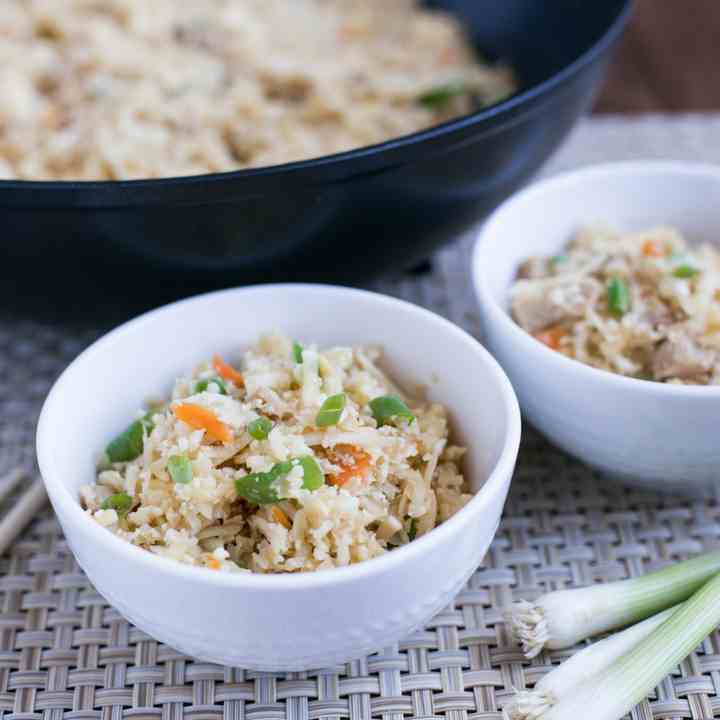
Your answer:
36,283 -> 521,589
1,0 -> 632,192
472,159 -> 720,398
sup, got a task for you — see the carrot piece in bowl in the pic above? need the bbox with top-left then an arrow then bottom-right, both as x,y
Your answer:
642,239 -> 665,257
533,326 -> 567,352
173,403 -> 233,443
212,354 -> 244,387
330,445 -> 371,486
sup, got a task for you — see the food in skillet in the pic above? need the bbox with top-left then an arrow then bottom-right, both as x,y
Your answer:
0,0 -> 514,180
80,334 -> 470,573
511,226 -> 720,384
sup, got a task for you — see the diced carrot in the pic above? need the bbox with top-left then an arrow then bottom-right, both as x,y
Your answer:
271,506 -> 292,529
206,556 -> 221,570
642,239 -> 665,258
212,354 -> 244,387
173,403 -> 233,443
533,326 -> 567,352
329,444 -> 371,487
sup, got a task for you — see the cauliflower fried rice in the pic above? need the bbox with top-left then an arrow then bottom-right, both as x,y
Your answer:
511,226 -> 720,384
0,0 -> 514,180
80,334 -> 471,573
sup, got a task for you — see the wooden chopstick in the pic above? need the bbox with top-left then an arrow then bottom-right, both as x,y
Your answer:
0,468 -> 48,557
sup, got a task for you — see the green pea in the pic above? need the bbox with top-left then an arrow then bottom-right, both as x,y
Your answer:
418,81 -> 468,108
195,376 -> 227,395
607,276 -> 631,317
167,454 -> 193,484
293,341 -> 304,364
235,456 -> 324,505
101,492 -> 133,517
316,393 -> 346,427
248,416 -> 273,440
673,264 -> 699,279
105,413 -> 154,463
369,395 -> 415,427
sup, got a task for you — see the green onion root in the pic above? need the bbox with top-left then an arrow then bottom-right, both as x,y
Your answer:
507,551 -> 720,657
542,572 -> 720,720
503,608 -> 675,720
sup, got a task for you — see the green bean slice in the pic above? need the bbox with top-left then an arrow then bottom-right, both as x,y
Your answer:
168,454 -> 193,484
607,276 -> 631,317
195,376 -> 227,395
101,492 -> 133,517
316,393 -> 346,427
369,395 -> 415,427
248,416 -> 273,440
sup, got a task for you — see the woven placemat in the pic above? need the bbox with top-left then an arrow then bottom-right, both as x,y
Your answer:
3,115 -> 720,720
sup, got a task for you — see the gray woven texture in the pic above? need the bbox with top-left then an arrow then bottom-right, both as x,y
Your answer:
2,115 -> 720,719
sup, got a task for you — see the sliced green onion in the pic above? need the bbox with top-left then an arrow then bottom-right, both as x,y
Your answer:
673,264 -> 699,279
167,454 -> 193,484
194,376 -> 227,395
247,416 -> 273,440
105,413 -> 154,463
540,574 -> 720,720
407,518 -> 417,542
506,608 -> 675,720
607,276 -> 630,317
507,550 -> 720,658
297,456 -> 324,491
549,254 -> 569,268
293,341 -> 304,364
236,462 -> 288,504
316,393 -> 346,427
235,456 -> 324,504
369,395 -> 415,427
101,492 -> 133,517
418,81 -> 468,108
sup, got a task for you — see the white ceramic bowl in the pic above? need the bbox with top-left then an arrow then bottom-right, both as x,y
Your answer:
473,161 -> 720,494
37,284 -> 520,670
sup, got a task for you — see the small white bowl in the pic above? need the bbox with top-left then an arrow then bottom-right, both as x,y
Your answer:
37,284 -> 520,670
473,161 -> 720,495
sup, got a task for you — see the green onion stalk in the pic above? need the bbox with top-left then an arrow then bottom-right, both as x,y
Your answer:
504,608 -> 676,720
507,551 -> 720,658
235,456 -> 324,505
316,393 -> 346,427
541,573 -> 720,720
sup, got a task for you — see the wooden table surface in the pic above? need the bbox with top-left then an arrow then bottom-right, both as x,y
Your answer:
596,0 -> 720,113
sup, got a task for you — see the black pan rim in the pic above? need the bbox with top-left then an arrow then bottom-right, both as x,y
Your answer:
0,0 -> 632,195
